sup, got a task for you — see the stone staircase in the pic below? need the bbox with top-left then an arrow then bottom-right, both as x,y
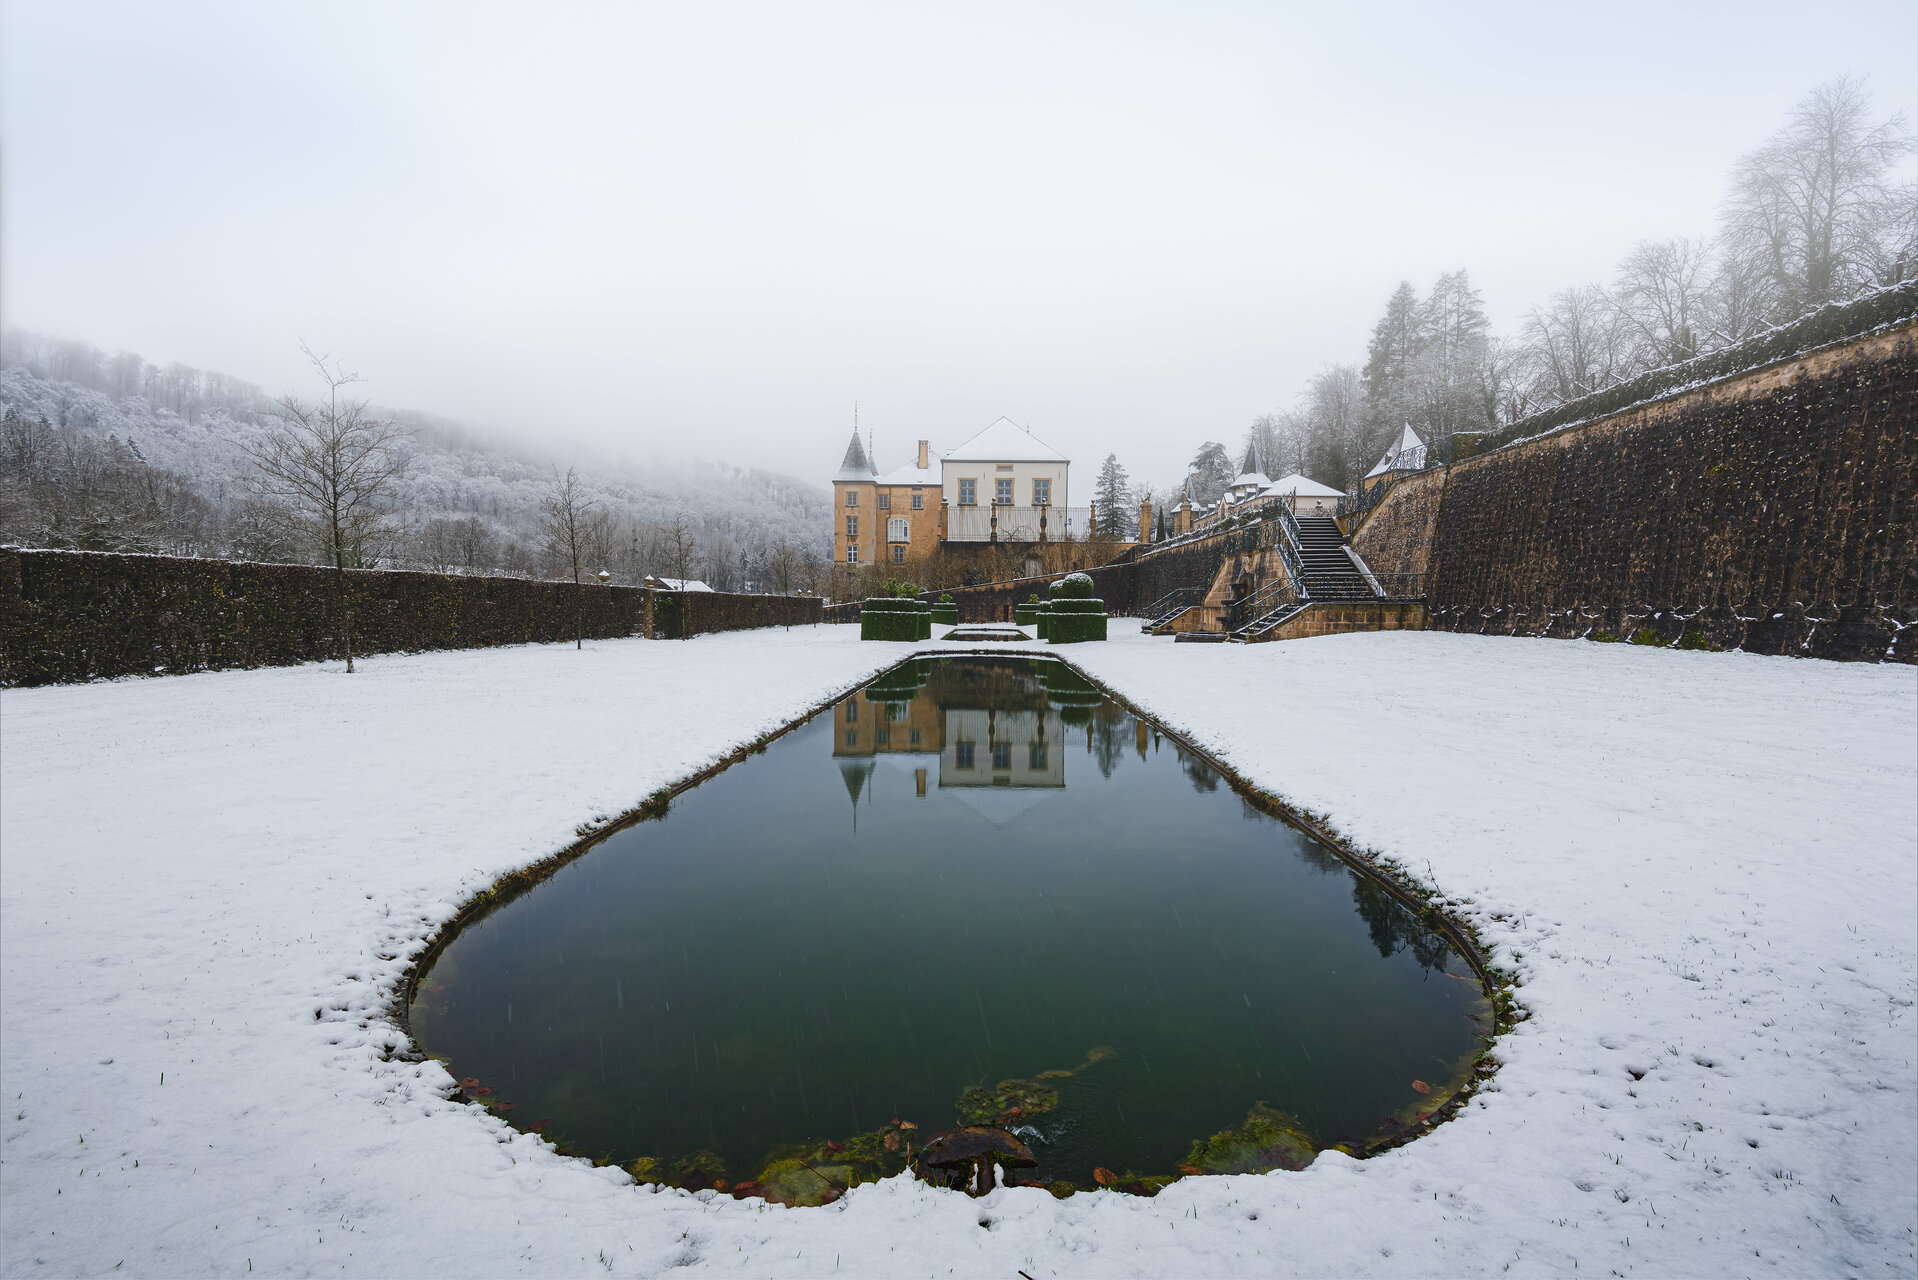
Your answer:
1292,515 -> 1374,601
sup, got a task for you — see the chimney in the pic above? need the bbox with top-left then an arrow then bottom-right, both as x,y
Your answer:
917,439 -> 929,469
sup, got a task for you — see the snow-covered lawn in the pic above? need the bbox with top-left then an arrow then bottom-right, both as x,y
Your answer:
2,623 -> 1912,1277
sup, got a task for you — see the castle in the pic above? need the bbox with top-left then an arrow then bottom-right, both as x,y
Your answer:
831,417 -> 1092,568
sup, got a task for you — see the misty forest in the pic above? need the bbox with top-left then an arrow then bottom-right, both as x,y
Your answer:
3,77 -> 1912,581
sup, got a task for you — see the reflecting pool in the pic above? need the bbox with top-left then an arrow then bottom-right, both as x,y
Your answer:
411,656 -> 1488,1199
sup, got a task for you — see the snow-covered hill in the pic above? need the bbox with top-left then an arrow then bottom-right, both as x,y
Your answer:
0,330 -> 830,586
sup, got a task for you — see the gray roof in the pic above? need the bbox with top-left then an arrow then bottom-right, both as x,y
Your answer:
834,430 -> 877,482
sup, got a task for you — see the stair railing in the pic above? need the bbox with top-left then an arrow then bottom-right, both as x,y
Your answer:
1266,506 -> 1310,595
1225,576 -> 1299,633
1140,587 -> 1202,625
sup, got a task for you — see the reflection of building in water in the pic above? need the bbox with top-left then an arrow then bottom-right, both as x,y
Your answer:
940,708 -> 1064,789
831,686 -> 945,758
831,661 -> 1076,825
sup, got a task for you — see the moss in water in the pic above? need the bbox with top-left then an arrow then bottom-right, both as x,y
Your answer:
756,1156 -> 854,1206
956,1077 -> 1060,1126
750,1121 -> 918,1205
1182,1101 -> 1318,1175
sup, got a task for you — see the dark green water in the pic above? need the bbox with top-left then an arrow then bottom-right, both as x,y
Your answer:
411,656 -> 1487,1192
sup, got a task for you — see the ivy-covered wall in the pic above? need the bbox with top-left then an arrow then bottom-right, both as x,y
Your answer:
924,533 -> 1240,624
1401,320 -> 1916,661
0,550 -> 821,685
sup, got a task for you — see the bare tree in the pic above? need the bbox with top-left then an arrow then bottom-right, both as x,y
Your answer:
1302,362 -> 1365,488
1518,285 -> 1631,407
245,344 -> 409,671
540,466 -> 598,649
656,516 -> 698,585
762,539 -> 802,594
1613,237 -> 1711,367
1720,75 -> 1915,319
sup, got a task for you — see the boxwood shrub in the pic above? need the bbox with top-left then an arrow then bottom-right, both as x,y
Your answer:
860,597 -> 931,641
1045,596 -> 1107,644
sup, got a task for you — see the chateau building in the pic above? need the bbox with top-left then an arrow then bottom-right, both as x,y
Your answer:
832,417 -> 1085,567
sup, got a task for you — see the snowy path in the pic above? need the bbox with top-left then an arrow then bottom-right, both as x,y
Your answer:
2,624 -> 1912,1277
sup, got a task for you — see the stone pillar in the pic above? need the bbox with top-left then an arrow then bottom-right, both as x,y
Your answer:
1138,497 -> 1153,543
643,585 -> 656,639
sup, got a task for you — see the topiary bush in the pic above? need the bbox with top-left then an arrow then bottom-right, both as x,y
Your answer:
1045,597 -> 1107,643
861,596 -> 931,641
1049,572 -> 1095,600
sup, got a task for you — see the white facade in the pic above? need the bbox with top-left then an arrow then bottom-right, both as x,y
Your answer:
939,417 -> 1078,543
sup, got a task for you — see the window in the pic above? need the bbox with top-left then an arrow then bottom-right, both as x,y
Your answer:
846,545 -> 858,563
875,725 -> 890,746
911,492 -> 924,510
888,517 -> 909,543
1032,478 -> 1051,506
845,515 -> 858,537
1029,742 -> 1048,770
845,490 -> 859,507
891,545 -> 905,563
909,728 -> 921,746
877,493 -> 890,510
955,742 -> 975,769
958,478 -> 976,506
844,729 -> 857,747
845,700 -> 858,722
991,742 -> 1012,770
996,463 -> 1014,472
996,478 -> 1014,505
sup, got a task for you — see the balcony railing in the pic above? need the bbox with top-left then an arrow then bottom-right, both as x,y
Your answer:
945,504 -> 1092,543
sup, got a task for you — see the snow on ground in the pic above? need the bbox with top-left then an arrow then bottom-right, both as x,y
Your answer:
2,622 -> 1913,1277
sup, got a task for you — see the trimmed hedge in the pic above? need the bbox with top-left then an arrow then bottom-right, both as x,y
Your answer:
930,603 -> 959,627
651,589 -> 820,640
859,597 -> 931,641
1045,596 -> 1108,644
0,548 -> 821,686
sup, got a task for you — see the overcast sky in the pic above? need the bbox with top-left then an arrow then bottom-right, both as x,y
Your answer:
4,2 -> 1913,487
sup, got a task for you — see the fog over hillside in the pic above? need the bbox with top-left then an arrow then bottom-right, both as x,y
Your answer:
0,330 -> 831,589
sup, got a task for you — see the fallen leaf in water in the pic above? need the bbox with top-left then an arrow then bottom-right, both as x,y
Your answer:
1093,1167 -> 1116,1187
884,1131 -> 902,1151
493,1102 -> 515,1112
898,1121 -> 918,1131
1411,1079 -> 1432,1094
